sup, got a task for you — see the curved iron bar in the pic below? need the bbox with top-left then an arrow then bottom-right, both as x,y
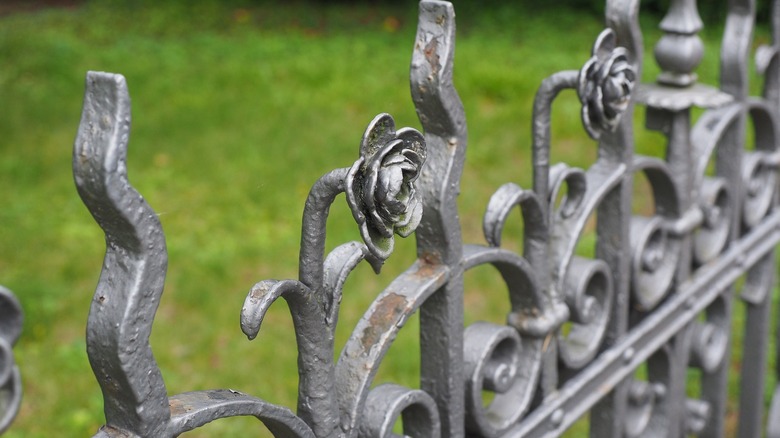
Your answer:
358,384 -> 440,438
532,70 -> 580,205
299,167 -> 353,290
629,157 -> 682,311
462,321 -> 537,437
336,260 -> 450,436
721,0 -> 755,100
166,390 -> 314,437
550,162 -> 625,289
623,345 -> 671,438
482,184 -> 569,332
75,72 -> 320,438
74,71 -> 171,437
460,246 -> 546,436
240,279 -> 338,436
548,164 -> 623,371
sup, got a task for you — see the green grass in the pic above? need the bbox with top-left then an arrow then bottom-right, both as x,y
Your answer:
0,1 -> 776,436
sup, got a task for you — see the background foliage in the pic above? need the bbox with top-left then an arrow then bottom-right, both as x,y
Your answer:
0,0 -> 774,436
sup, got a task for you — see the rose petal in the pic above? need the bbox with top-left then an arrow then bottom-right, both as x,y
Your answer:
395,197 -> 423,237
578,58 -> 598,101
382,152 -> 408,167
361,220 -> 394,261
592,86 -> 607,125
402,147 -> 422,160
360,113 -> 397,158
581,102 -> 600,140
602,78 -> 624,118
379,202 -> 404,222
592,28 -> 616,58
345,157 -> 366,224
396,127 -> 426,161
367,204 -> 394,238
362,149 -> 386,215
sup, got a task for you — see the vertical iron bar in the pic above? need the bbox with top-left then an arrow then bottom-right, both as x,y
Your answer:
737,256 -> 774,437
590,1 -> 642,435
411,2 -> 467,437
707,1 -> 755,436
647,106 -> 695,438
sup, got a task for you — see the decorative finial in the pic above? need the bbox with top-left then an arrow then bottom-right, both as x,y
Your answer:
653,0 -> 704,87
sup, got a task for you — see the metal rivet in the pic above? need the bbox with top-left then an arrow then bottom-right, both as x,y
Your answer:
551,409 -> 564,427
623,348 -> 635,363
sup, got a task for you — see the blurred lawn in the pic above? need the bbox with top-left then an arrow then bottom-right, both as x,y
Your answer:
0,1 -> 775,436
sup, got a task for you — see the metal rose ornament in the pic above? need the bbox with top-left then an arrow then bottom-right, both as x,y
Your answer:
346,113 -> 426,260
577,28 -> 636,139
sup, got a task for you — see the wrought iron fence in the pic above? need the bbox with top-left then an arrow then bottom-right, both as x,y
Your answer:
5,0 -> 780,436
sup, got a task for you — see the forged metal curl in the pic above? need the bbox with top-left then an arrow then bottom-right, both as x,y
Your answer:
463,322 -> 539,437
688,296 -> 729,374
629,157 -> 681,312
75,72 -> 317,438
359,384 -> 440,438
629,217 -> 675,310
558,257 -> 613,369
742,151 -> 776,228
623,347 -> 670,438
691,177 -> 730,265
548,164 -> 588,220
460,247 -> 547,435
482,184 -> 569,334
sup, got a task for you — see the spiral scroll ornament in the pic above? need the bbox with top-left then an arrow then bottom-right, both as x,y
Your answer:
463,322 -> 541,437
558,257 -> 614,369
359,384 -> 440,438
693,177 -> 731,265
630,216 -> 678,311
741,152 -> 776,229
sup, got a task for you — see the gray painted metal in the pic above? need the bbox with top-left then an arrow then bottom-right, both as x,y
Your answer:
48,0 -> 780,436
0,286 -> 22,435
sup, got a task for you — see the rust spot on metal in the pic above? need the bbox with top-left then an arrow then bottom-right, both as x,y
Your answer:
424,38 -> 440,77
420,251 -> 442,266
415,262 -> 439,278
169,398 -> 188,416
413,251 -> 443,279
97,426 -> 135,438
360,292 -> 408,351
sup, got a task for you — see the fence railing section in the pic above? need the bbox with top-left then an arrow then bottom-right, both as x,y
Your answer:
9,0 -> 776,436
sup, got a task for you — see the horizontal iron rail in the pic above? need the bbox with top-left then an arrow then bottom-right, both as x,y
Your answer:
507,209 -> 780,437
